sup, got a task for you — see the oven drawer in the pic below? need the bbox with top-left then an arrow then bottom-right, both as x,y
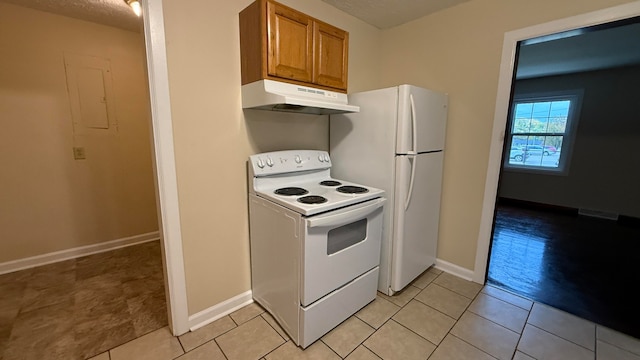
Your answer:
299,267 -> 378,348
301,198 -> 385,306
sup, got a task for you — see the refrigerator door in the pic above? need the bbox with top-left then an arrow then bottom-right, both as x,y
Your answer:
396,85 -> 448,154
390,151 -> 444,292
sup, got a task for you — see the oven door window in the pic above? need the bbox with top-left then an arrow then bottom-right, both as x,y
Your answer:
327,219 -> 367,255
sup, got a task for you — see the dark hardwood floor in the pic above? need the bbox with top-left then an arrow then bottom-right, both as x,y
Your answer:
487,199 -> 640,339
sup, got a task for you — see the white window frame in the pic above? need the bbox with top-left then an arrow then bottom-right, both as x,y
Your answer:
503,89 -> 583,175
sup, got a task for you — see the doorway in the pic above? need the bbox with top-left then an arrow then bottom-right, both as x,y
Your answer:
482,11 -> 640,339
0,2 -> 169,358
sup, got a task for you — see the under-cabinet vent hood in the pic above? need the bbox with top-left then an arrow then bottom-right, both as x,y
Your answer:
241,79 -> 360,115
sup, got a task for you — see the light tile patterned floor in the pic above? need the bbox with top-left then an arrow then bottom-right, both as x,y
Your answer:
0,241 -> 167,359
92,267 -> 640,360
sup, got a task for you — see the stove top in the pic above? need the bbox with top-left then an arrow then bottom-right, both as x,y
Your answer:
249,150 -> 385,216
255,176 -> 384,216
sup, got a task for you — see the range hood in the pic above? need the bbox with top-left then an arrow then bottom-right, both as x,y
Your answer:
241,79 -> 360,115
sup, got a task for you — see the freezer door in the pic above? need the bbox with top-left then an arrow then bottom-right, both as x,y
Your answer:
390,152 -> 444,292
396,85 -> 448,154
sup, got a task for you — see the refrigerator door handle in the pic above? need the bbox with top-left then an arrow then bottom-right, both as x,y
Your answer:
404,155 -> 417,210
409,93 -> 418,154
405,94 -> 418,210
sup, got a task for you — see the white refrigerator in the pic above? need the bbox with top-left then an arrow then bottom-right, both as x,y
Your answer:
330,84 -> 448,295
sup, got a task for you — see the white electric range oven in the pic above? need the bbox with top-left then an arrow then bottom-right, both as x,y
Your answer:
248,150 -> 386,348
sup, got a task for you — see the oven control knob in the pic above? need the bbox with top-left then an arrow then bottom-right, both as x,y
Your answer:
295,155 -> 302,164
266,157 -> 274,167
256,159 -> 265,168
324,154 -> 330,162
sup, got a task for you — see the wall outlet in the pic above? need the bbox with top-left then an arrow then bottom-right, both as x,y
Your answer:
73,147 -> 86,160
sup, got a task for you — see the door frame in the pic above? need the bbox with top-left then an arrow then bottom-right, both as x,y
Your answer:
473,1 -> 640,284
142,0 -> 190,335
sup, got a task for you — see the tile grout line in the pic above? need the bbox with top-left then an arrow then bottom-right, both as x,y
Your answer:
259,312 -> 289,342
383,278 -> 523,360
347,272 -> 450,358
445,333 -> 499,360
526,322 -> 596,353
482,285 -> 536,312
321,315 -> 377,359
260,337 -> 288,359
319,338 -> 344,359
457,286 -> 530,360
361,343 -> 384,360
212,337 -> 230,360
388,293 -> 469,353
176,332 -> 186,356
447,286 -> 515,360
511,293 -> 535,360
596,333 -> 640,357
447,297 -> 510,359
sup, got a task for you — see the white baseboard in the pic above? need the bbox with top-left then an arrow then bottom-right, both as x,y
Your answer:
0,231 -> 160,275
435,258 -> 476,283
185,261 -> 476,333
188,290 -> 253,332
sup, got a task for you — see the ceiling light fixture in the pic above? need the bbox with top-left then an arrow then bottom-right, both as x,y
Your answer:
125,0 -> 142,17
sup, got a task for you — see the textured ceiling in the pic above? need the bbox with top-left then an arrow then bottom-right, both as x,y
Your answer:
321,0 -> 471,29
0,0 -> 141,32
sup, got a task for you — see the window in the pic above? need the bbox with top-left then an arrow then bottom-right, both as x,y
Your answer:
504,91 -> 582,174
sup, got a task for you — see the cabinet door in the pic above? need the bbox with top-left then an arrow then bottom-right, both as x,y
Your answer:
313,21 -> 348,90
267,1 -> 313,83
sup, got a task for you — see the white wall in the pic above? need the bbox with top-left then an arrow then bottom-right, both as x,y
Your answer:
499,65 -> 640,217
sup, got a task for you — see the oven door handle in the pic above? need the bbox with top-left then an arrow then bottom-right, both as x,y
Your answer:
307,198 -> 386,228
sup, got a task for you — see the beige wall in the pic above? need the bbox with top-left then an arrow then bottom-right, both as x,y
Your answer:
160,0 -> 381,314
160,0 -> 635,316
0,3 -> 158,262
376,0 -> 636,270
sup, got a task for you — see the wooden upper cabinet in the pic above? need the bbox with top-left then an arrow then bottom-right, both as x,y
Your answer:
267,1 -> 313,83
313,21 -> 348,90
239,0 -> 349,92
